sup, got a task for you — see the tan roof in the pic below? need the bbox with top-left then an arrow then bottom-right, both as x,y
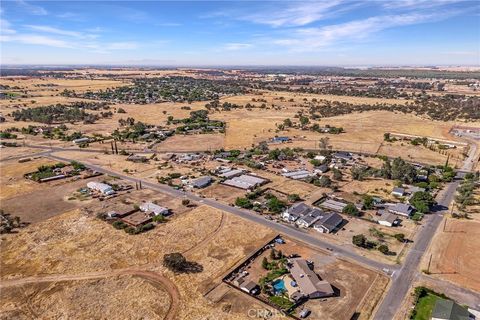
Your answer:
289,259 -> 334,296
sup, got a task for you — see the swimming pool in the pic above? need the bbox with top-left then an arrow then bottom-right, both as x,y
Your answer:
272,279 -> 286,294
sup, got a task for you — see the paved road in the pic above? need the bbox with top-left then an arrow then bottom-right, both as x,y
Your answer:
373,178 -> 462,319
46,152 -> 395,273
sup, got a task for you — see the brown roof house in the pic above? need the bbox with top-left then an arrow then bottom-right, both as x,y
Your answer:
288,259 -> 334,299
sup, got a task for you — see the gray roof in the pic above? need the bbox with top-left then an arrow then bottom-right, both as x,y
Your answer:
315,212 -> 343,231
240,280 -> 258,291
389,203 -> 414,215
288,203 -> 312,216
379,211 -> 398,224
431,299 -> 469,320
191,176 -> 212,188
392,187 -> 405,195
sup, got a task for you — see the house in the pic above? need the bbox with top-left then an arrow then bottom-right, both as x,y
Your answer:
139,202 -> 169,216
314,164 -> 329,174
282,203 -> 312,222
313,212 -> 343,233
377,211 -> 399,227
296,209 -> 323,228
87,181 -> 115,195
190,176 -> 212,188
388,203 -> 414,217
406,185 -> 426,194
288,259 -> 334,299
282,170 -> 313,180
333,151 -> 352,162
392,187 -> 406,197
73,137 -> 90,144
240,280 -> 259,294
431,298 -> 470,320
127,154 -> 148,163
314,155 -> 326,161
272,136 -> 290,143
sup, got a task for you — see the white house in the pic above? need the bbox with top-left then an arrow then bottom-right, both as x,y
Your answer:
378,211 -> 398,227
87,181 -> 115,195
140,202 -> 169,216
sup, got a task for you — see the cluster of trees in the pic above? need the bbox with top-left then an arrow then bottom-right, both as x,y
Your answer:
11,103 -> 111,124
62,77 -> 247,104
352,234 -> 390,255
454,172 -> 479,215
409,191 -> 436,213
163,252 -> 203,274
302,94 -> 479,121
169,110 -> 225,134
0,210 -> 26,234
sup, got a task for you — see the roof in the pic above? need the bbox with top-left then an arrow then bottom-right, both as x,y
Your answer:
431,299 -> 469,320
288,203 -> 312,216
315,212 -> 343,231
289,259 -> 334,297
240,280 -> 258,291
392,187 -> 405,195
219,168 -> 244,178
140,202 -> 168,214
379,211 -> 398,224
121,211 -> 152,227
389,203 -> 414,215
191,176 -> 212,188
318,199 -> 348,212
223,174 -> 266,189
87,181 -> 113,193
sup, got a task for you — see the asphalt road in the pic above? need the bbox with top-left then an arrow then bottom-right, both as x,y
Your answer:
373,178 -> 462,320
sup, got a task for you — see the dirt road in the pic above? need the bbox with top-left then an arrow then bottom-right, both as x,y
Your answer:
0,268 -> 180,320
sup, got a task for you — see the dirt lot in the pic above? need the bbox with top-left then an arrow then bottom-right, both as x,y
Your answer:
198,183 -> 246,203
422,218 -> 480,292
0,275 -> 170,320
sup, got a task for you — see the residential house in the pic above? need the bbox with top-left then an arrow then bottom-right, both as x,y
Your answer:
431,298 -> 470,320
392,187 -> 406,197
87,181 -> 115,195
139,202 -> 169,216
333,151 -> 352,162
190,176 -> 212,189
288,259 -> 334,299
282,203 -> 312,222
388,203 -> 414,217
240,280 -> 259,295
313,212 -> 343,233
296,209 -> 323,228
314,164 -> 329,174
377,211 -> 399,227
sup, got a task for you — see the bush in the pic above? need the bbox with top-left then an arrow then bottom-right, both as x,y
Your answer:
117,108 -> 126,113
343,203 -> 360,216
112,221 -> 127,229
352,234 -> 366,247
394,233 -> 406,242
163,252 -> 203,274
182,199 -> 190,206
378,244 -> 389,254
235,197 -> 253,209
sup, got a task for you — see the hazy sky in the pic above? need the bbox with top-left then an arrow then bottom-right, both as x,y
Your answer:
1,0 -> 479,66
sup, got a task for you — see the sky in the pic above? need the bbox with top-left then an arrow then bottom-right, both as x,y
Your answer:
1,0 -> 479,66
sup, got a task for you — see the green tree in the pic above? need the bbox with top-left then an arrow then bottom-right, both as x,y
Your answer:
343,203 -> 360,216
235,197 -> 253,209
409,191 -> 435,213
378,244 -> 389,255
352,234 -> 366,247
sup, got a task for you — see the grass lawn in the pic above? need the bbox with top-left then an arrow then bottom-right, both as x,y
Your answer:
413,293 -> 439,320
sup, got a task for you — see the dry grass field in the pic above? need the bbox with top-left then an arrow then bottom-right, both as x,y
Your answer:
0,275 -> 170,320
0,158 -> 59,201
422,218 -> 480,292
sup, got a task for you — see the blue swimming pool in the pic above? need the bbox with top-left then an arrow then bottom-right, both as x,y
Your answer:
272,279 -> 286,294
